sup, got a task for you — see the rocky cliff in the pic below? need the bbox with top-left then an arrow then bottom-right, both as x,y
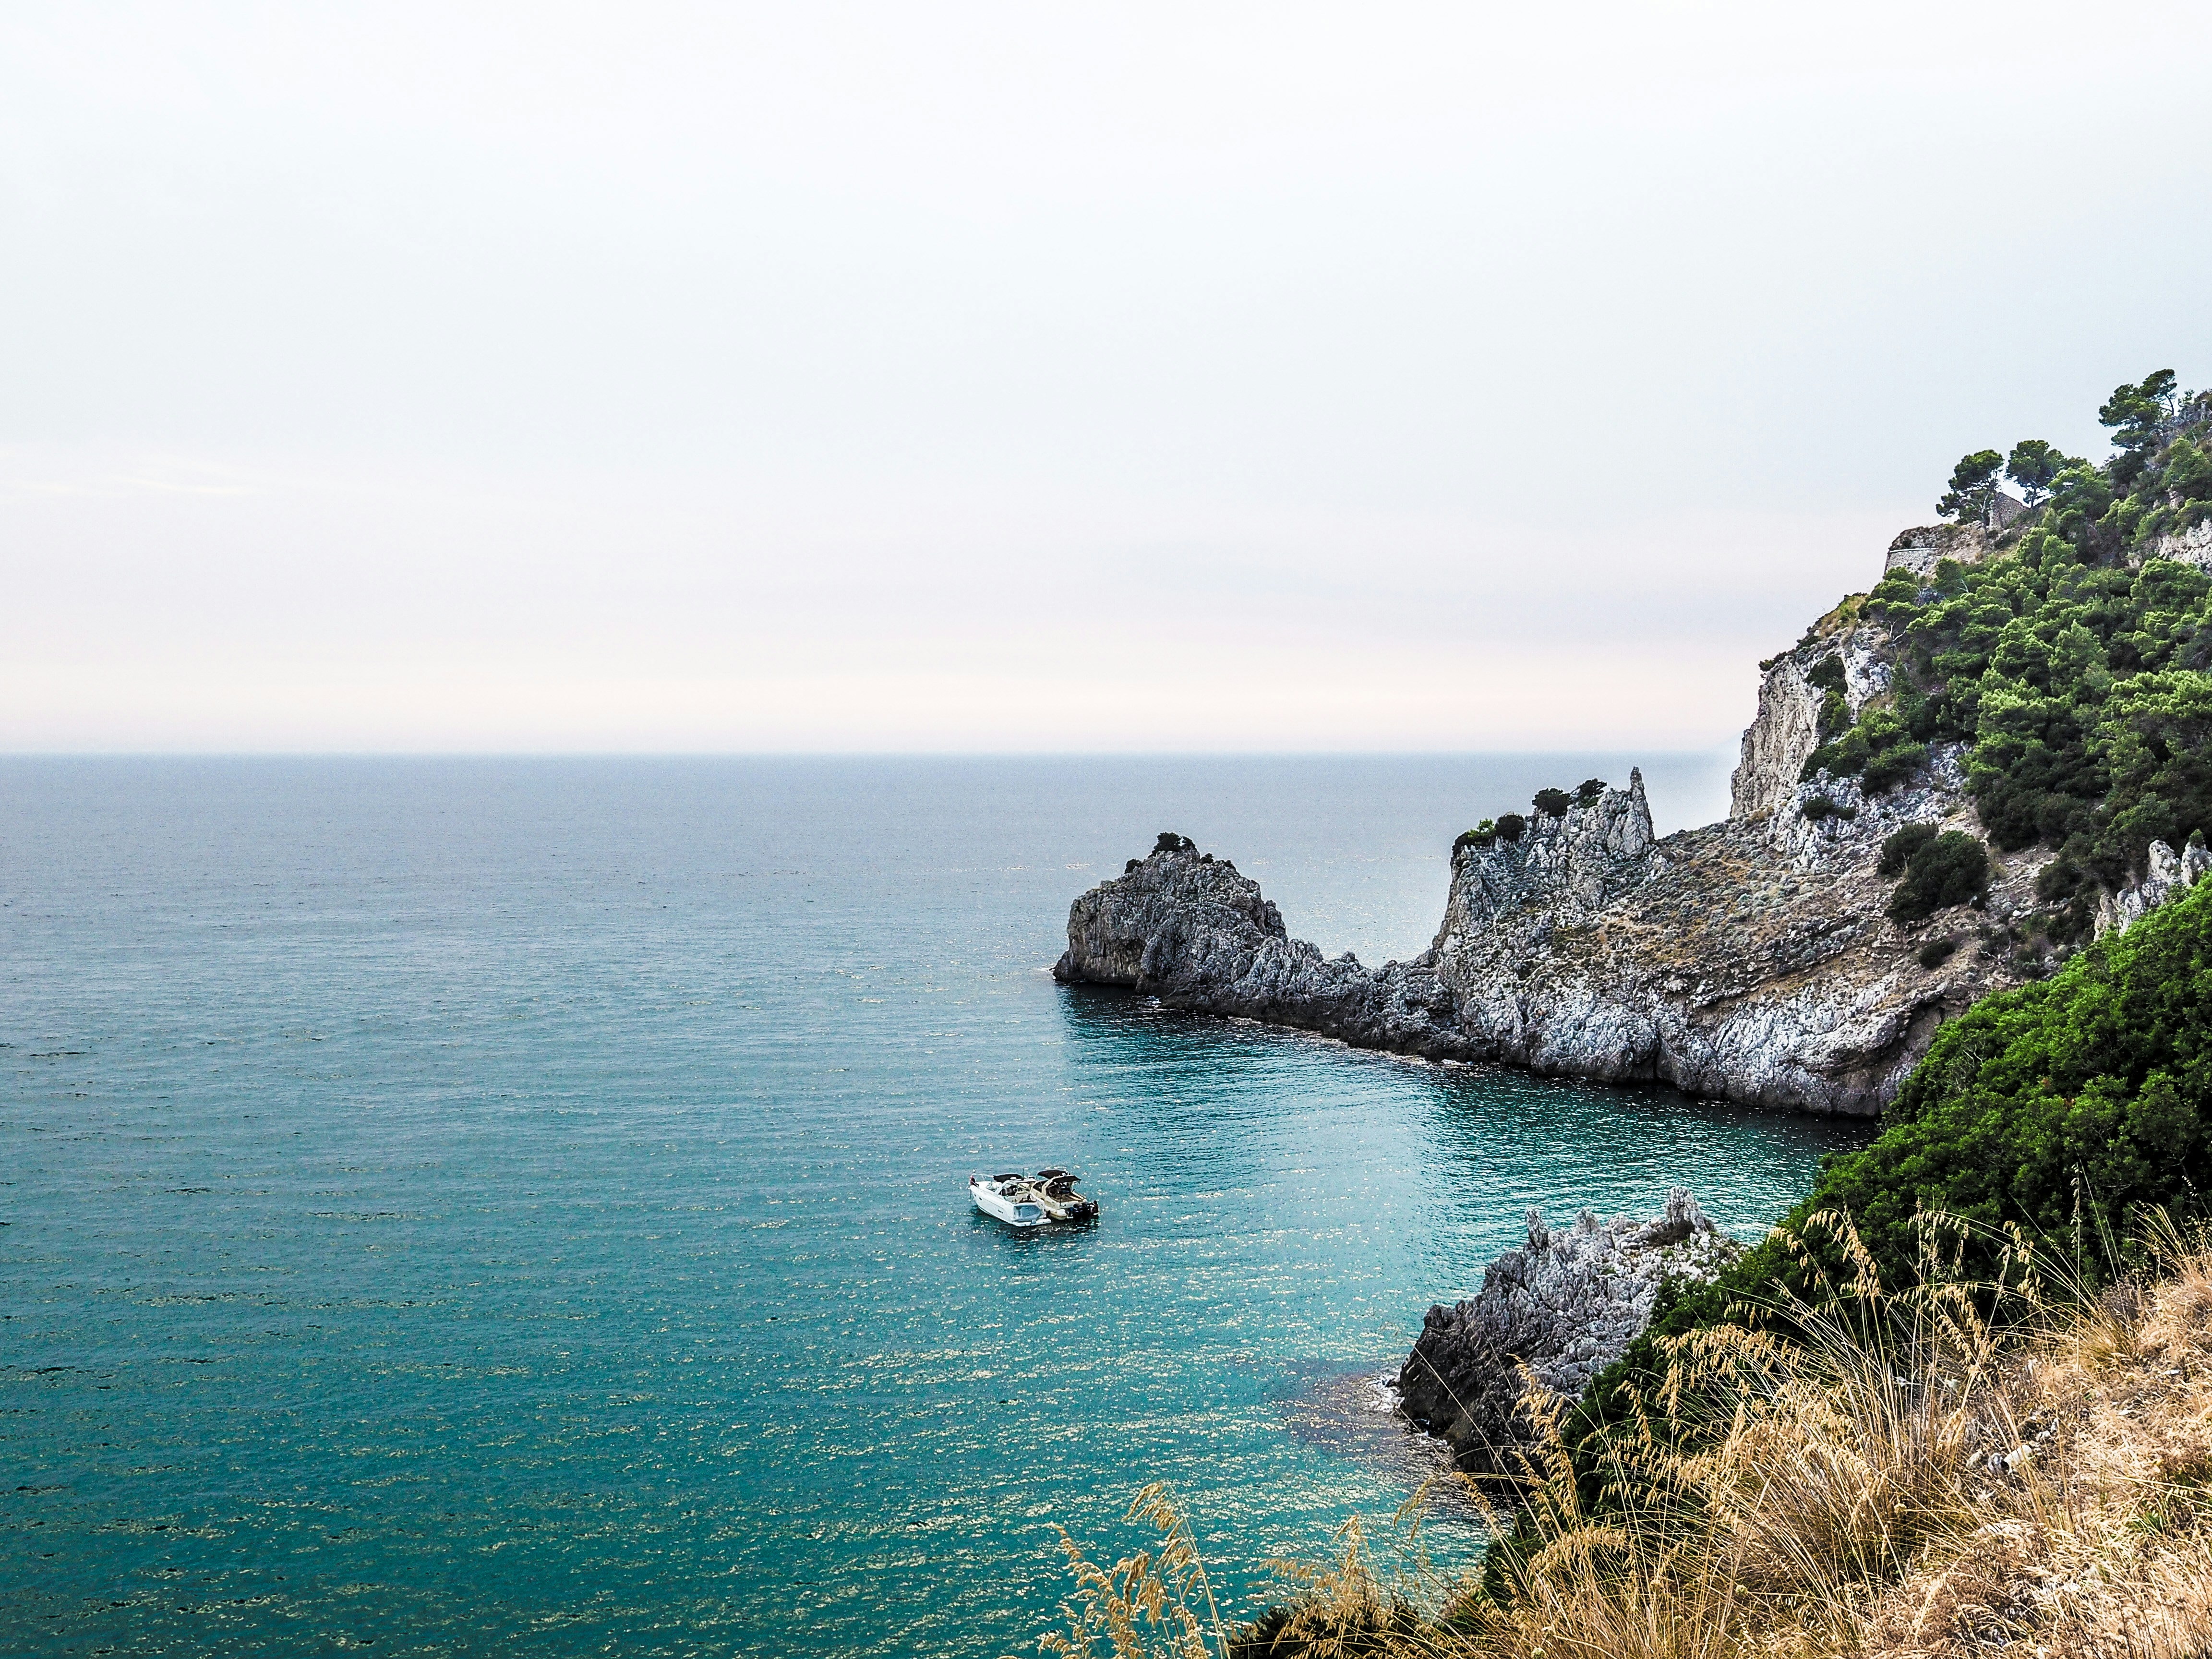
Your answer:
1055,552 -> 2212,1116
1058,733 -> 2041,1114
1395,1189 -> 1737,1482
1053,833 -> 1468,1058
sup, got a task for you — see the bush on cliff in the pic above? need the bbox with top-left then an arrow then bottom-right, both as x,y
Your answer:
1800,704 -> 1926,793
1531,788 -> 1575,818
1561,872 -> 2212,1501
1876,820 -> 1939,876
1455,818 -> 1501,854
1885,829 -> 1991,922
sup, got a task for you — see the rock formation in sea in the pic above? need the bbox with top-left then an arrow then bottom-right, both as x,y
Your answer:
1054,832 -> 1468,1058
1054,576 -> 2208,1115
1056,745 -> 2036,1113
1394,1189 -> 1738,1483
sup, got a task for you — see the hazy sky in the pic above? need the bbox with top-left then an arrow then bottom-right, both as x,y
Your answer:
6,3 -> 2210,753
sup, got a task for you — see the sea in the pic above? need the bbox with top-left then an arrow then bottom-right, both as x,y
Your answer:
0,757 -> 1869,1657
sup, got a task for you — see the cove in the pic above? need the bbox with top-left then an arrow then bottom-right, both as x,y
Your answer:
0,757 -> 1870,1657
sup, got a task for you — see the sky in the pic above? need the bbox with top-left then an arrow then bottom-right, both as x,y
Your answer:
4,2 -> 2210,754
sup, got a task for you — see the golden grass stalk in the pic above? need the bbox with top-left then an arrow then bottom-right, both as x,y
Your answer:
1028,1210 -> 2212,1659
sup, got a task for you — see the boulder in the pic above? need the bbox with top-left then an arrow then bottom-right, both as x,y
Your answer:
1395,1189 -> 1739,1482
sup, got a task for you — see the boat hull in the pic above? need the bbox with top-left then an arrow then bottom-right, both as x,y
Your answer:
970,1181 -> 1048,1227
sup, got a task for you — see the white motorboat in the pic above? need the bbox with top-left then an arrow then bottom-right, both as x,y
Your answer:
969,1168 -> 1099,1228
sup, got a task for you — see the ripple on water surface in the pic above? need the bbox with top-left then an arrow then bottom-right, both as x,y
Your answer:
0,757 -> 1869,1657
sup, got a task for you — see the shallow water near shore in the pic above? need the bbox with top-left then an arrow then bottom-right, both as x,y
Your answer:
0,756 -> 1869,1657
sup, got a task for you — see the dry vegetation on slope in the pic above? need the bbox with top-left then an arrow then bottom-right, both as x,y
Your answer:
1024,1216 -> 2212,1659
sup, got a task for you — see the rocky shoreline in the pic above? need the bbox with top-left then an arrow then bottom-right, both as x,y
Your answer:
1054,749 -> 2026,1114
1395,1189 -> 1738,1484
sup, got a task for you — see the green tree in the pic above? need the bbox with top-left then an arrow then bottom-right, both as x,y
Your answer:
1886,830 -> 1990,923
2005,438 -> 2069,505
2166,436 -> 2212,505
2100,369 -> 2178,443
2100,369 -> 2179,487
1876,821 -> 1938,877
1937,449 -> 2004,525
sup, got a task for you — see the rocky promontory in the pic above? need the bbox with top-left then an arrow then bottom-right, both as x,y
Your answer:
1054,570 -> 2210,1112
1053,832 -> 1469,1058
1056,746 -> 2035,1114
1395,1189 -> 1738,1482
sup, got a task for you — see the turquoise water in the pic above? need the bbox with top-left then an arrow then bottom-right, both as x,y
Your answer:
1,757 -> 1867,1657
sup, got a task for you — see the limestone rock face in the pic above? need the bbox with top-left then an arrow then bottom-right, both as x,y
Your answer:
1424,740 -> 2017,1114
1053,842 -> 1470,1058
1395,1189 -> 1739,1481
2095,837 -> 2212,938
1435,776 -> 1659,942
2144,518 -> 2212,572
1882,502 -> 2024,581
1730,658 -> 1820,822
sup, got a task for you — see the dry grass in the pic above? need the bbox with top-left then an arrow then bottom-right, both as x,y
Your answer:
1020,1214 -> 2212,1659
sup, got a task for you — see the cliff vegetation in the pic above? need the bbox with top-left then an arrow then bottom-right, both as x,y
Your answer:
1031,1214 -> 2212,1659
1823,371 -> 2212,951
1025,371 -> 2212,1659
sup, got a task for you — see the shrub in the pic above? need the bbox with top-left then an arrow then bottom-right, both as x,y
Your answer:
1802,795 -> 1855,822
1154,831 -> 1194,855
1917,935 -> 1959,968
1806,654 -> 1847,692
1830,873 -> 2212,1283
1859,740 -> 1927,794
1494,813 -> 1527,844
1453,818 -> 1498,855
1877,822 -> 1940,877
1576,778 -> 1608,804
1532,788 -> 1575,817
1801,732 -> 1863,781
1887,831 -> 1991,923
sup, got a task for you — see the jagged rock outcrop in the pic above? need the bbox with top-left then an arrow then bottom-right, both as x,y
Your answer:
1730,657 -> 1820,822
1058,745 -> 2023,1112
1053,835 -> 1470,1058
1395,1190 -> 1738,1481
2095,836 -> 2212,938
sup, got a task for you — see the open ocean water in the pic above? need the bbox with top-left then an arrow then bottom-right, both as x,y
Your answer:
0,757 -> 1869,1657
